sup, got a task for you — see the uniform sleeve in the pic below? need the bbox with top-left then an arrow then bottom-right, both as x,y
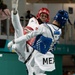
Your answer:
15,25 -> 43,44
11,11 -> 23,38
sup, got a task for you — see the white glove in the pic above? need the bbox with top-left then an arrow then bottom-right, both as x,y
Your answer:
7,41 -> 13,49
12,44 -> 17,50
12,0 -> 19,12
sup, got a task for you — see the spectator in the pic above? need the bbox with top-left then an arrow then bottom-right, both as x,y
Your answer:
0,0 -> 10,35
20,16 -> 24,26
25,10 -> 35,26
0,0 -> 10,20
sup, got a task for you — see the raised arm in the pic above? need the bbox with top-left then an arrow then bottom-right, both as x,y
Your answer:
11,0 -> 23,38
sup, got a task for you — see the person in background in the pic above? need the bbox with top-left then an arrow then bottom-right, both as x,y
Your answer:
0,0 -> 10,19
0,0 -> 10,35
25,10 -> 35,26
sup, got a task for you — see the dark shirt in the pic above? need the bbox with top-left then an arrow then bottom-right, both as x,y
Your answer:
25,13 -> 35,20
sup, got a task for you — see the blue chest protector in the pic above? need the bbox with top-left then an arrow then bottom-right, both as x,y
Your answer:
32,34 -> 52,54
32,25 -> 60,54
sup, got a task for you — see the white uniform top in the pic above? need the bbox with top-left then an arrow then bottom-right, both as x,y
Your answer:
11,11 -> 61,71
14,23 -> 61,71
15,23 -> 61,48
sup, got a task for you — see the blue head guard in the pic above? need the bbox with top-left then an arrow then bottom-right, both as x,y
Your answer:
54,10 -> 69,28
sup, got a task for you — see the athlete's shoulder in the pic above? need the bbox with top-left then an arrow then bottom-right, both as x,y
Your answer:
28,17 -> 39,28
29,17 -> 38,23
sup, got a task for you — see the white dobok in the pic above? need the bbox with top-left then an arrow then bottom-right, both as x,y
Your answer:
9,11 -> 61,75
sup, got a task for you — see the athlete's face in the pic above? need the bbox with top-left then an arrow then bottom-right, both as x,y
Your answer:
40,13 -> 48,22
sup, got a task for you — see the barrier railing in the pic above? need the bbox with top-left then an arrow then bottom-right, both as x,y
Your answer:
0,19 -> 14,40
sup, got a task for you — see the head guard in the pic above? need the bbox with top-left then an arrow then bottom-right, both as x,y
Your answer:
36,7 -> 50,22
54,10 -> 69,28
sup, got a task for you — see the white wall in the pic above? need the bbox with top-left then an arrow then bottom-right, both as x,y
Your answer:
47,4 -> 63,22
33,3 -> 47,15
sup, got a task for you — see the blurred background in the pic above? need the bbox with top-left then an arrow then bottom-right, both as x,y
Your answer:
0,0 -> 75,75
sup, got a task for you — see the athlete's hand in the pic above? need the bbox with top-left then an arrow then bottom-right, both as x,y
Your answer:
7,41 -> 13,49
12,0 -> 19,13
